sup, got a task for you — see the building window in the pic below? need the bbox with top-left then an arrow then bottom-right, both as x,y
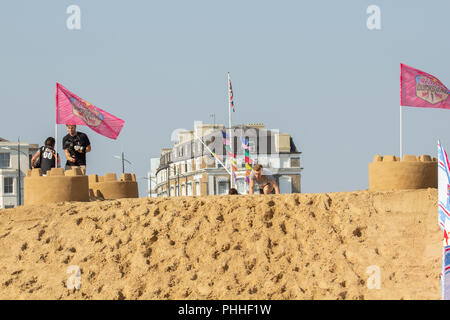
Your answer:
217,180 -> 229,195
0,153 -> 10,168
291,158 -> 300,167
279,176 -> 292,194
4,177 -> 13,194
181,184 -> 186,196
236,178 -> 246,195
248,140 -> 256,153
196,182 -> 201,196
187,182 -> 193,196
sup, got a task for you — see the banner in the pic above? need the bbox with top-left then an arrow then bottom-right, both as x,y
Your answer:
438,140 -> 450,231
443,246 -> 450,300
56,83 -> 125,139
401,64 -> 450,109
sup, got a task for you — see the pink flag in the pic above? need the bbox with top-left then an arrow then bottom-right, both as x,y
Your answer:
56,83 -> 125,139
401,64 -> 450,109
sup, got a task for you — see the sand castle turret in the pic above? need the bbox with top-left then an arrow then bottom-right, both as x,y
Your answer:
24,167 -> 89,205
88,173 -> 138,199
369,154 -> 437,190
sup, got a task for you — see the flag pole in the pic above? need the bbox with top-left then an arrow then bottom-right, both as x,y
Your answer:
194,132 -> 232,175
400,105 -> 402,160
55,83 -> 58,168
228,72 -> 234,188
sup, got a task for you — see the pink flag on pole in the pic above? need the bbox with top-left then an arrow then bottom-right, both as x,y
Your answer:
56,83 -> 125,139
401,64 -> 450,109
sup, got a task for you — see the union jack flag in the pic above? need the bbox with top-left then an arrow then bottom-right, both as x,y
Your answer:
228,73 -> 235,112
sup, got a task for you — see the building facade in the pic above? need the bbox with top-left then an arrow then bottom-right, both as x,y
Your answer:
154,123 -> 302,196
0,138 -> 38,208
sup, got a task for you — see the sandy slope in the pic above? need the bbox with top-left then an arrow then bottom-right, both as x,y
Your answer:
0,189 -> 441,300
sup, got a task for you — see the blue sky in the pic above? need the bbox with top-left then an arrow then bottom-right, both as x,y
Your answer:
1,0 -> 450,195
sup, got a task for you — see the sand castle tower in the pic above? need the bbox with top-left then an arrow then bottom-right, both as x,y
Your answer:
24,167 -> 139,205
88,173 -> 138,200
24,167 -> 89,205
369,154 -> 437,190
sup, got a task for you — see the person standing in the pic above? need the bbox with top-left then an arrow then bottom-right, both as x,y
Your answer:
62,124 -> 91,170
31,137 -> 60,175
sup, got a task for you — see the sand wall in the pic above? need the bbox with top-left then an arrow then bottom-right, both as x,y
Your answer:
369,155 -> 437,190
88,173 -> 138,200
0,189 -> 441,300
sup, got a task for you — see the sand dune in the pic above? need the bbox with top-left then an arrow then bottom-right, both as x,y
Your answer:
0,189 -> 441,299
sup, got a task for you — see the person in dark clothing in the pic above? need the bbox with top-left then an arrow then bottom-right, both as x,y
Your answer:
62,125 -> 91,170
31,137 -> 60,175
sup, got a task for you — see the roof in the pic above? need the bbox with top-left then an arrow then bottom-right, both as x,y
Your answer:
0,137 -> 8,142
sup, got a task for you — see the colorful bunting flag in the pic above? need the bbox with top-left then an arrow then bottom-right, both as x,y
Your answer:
222,130 -> 237,183
240,136 -> 253,184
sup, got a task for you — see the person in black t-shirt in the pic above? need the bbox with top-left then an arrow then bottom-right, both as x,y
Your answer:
31,137 -> 60,175
62,125 -> 91,170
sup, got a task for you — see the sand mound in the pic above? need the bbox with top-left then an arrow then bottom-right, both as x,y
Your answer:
0,189 -> 441,300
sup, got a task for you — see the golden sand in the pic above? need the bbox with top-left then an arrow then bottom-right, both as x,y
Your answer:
0,189 -> 441,299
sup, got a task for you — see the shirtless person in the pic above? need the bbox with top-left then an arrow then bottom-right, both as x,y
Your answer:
248,164 -> 280,195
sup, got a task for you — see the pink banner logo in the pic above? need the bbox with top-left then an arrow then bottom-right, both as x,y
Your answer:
415,76 -> 449,104
56,83 -> 125,140
70,97 -> 104,127
401,64 -> 450,109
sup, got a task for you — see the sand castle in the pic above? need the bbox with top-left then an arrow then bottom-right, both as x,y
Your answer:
88,173 -> 138,200
24,167 -> 90,205
24,168 -> 138,205
369,154 -> 437,191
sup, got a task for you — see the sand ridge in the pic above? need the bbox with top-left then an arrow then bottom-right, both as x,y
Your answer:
0,189 -> 441,299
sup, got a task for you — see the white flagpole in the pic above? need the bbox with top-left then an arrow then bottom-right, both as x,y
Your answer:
55,125 -> 58,168
194,132 -> 232,175
228,72 -> 234,188
400,105 -> 402,160
55,83 -> 58,168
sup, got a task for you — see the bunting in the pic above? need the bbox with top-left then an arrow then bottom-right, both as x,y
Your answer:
222,131 -> 237,183
240,136 -> 253,184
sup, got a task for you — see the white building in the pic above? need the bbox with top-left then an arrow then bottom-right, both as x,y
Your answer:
154,123 -> 303,196
0,138 -> 38,208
